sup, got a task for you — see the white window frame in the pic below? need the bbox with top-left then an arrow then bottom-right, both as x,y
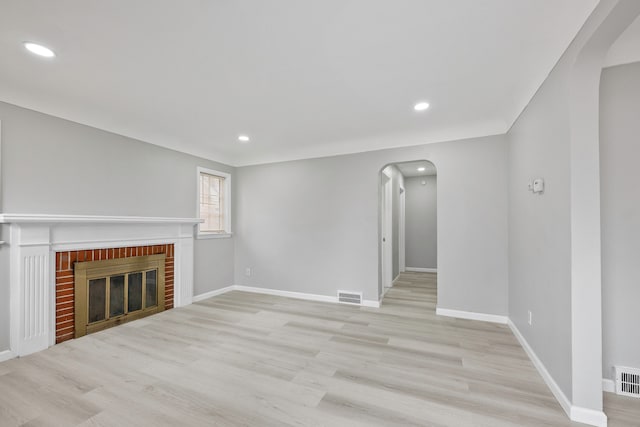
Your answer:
196,167 -> 232,239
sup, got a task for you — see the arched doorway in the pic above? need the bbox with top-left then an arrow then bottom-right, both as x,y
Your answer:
567,0 -> 640,422
378,160 -> 437,301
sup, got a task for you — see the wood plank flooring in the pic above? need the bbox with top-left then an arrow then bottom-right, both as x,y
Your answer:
0,272 -> 637,426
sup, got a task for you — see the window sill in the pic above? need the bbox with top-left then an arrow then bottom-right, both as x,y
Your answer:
196,232 -> 233,240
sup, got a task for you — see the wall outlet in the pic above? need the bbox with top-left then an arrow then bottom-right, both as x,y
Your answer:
528,178 -> 545,194
245,267 -> 252,277
532,178 -> 544,193
528,310 -> 533,326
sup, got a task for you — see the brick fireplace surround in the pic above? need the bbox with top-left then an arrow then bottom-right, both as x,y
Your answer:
55,244 -> 175,344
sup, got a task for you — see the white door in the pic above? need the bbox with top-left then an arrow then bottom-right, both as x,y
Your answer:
399,187 -> 405,274
381,169 -> 393,291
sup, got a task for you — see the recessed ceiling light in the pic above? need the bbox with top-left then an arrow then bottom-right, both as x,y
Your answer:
23,42 -> 55,58
414,101 -> 430,112
238,135 -> 250,143
417,167 -> 426,172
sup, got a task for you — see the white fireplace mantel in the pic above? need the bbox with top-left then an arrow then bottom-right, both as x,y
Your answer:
0,213 -> 203,225
1,213 -> 203,357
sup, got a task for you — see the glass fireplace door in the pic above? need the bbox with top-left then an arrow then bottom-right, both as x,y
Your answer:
87,269 -> 159,327
75,253 -> 166,338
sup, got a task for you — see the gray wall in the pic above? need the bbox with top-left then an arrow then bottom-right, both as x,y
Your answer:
506,2 -> 639,403
507,60 -> 573,399
405,176 -> 437,269
0,101 -> 236,351
194,238 -> 234,296
234,134 -> 508,314
0,101 -> 234,218
600,61 -> 640,380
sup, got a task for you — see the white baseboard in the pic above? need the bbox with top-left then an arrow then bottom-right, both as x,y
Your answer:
602,378 -> 615,393
570,406 -> 607,427
436,307 -> 508,324
192,286 -> 235,302
362,299 -> 381,308
193,285 -> 380,308
508,320 -> 607,427
235,285 -> 338,303
234,285 -> 381,308
0,350 -> 16,363
405,267 -> 437,273
508,319 -> 572,416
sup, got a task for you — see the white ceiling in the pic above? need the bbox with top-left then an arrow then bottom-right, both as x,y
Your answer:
605,14 -> 640,68
395,161 -> 437,178
0,1 -> 599,166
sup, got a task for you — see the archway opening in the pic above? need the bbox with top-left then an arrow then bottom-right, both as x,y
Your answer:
378,160 -> 437,303
567,0 -> 640,421
599,13 -> 640,407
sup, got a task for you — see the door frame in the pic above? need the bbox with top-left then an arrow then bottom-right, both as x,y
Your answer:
399,185 -> 406,273
381,167 -> 393,292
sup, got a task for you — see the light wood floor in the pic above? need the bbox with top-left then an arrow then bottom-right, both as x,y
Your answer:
0,272 -> 637,426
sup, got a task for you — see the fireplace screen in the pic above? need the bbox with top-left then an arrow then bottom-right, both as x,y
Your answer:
75,254 -> 165,338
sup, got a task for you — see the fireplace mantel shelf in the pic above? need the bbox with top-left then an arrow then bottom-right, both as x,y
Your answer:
0,213 -> 203,225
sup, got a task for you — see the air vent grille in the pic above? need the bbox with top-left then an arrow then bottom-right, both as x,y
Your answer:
615,366 -> 640,398
337,291 -> 362,305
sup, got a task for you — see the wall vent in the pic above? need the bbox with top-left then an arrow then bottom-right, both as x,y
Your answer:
615,366 -> 640,398
337,291 -> 362,305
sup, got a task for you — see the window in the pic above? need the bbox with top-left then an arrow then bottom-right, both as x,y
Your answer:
197,167 -> 231,238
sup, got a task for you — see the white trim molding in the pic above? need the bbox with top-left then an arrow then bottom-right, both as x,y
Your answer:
196,232 -> 233,240
508,320 -> 607,427
0,350 -> 16,363
570,406 -> 607,427
192,286 -> 235,302
405,267 -> 437,273
1,214 -> 200,357
0,214 -> 203,225
236,285 -> 337,303
602,378 -> 615,394
508,319 -> 572,416
362,300 -> 381,308
193,285 -> 380,308
196,167 -> 232,237
436,307 -> 508,324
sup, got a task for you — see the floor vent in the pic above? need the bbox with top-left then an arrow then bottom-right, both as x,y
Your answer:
337,291 -> 362,305
615,366 -> 640,398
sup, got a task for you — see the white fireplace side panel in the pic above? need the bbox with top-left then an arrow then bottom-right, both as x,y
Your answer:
20,252 -> 49,352
10,224 -> 52,356
174,223 -> 195,307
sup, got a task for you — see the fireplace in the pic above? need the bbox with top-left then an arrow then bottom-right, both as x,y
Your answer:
56,244 -> 174,343
74,252 -> 166,338
0,214 -> 201,357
